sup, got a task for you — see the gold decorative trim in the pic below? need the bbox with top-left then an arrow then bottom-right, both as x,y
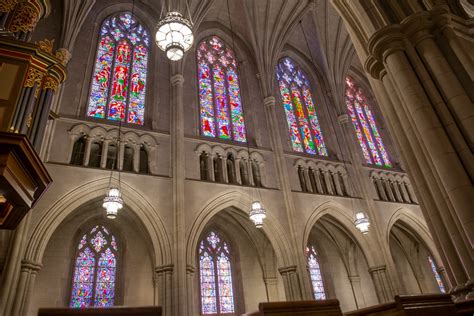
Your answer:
42,75 -> 59,91
54,48 -> 71,66
36,39 -> 54,54
0,0 -> 18,13
24,67 -> 44,88
7,1 -> 40,33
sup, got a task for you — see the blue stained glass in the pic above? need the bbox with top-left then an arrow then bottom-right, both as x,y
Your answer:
86,12 -> 149,125
428,256 -> 446,293
276,57 -> 327,156
197,36 -> 247,142
70,226 -> 118,308
306,246 -> 326,300
199,232 -> 235,315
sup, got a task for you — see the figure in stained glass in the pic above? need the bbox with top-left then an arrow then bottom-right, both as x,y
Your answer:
199,231 -> 235,315
276,57 -> 328,156
70,225 -> 119,308
344,76 -> 391,167
87,12 -> 149,125
197,36 -> 247,142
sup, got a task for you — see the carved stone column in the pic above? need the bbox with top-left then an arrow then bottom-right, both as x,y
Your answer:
263,277 -> 280,302
303,167 -> 313,193
234,157 -> 242,184
278,266 -> 302,301
369,265 -> 395,303
11,260 -> 42,316
154,264 -> 173,316
374,178 -> 388,200
348,275 -> 366,308
186,265 -> 196,316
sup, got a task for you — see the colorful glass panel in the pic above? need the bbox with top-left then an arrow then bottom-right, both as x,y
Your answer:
87,12 -> 149,125
306,246 -> 326,300
197,36 -> 247,142
87,36 -> 114,118
70,226 -> 118,308
345,76 -> 391,167
276,57 -> 327,156
199,231 -> 235,315
428,256 -> 446,293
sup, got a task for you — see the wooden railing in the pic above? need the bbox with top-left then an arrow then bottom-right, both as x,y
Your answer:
344,294 -> 456,316
38,306 -> 162,316
241,299 -> 342,316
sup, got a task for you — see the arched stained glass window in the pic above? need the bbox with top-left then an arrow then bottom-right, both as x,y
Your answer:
70,225 -> 119,308
87,12 -> 149,125
197,36 -> 246,142
306,245 -> 326,300
276,57 -> 327,156
199,231 -> 235,315
428,255 -> 446,293
344,76 -> 391,167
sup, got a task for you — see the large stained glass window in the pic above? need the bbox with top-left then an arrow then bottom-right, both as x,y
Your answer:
87,12 -> 149,125
344,76 -> 391,167
306,246 -> 326,300
197,36 -> 246,142
70,225 -> 119,308
428,255 -> 446,293
199,231 -> 235,315
276,57 -> 327,156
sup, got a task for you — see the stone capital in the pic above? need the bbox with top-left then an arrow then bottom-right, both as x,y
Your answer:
278,265 -> 298,275
368,25 -> 405,64
170,74 -> 184,86
338,114 -> 349,124
155,264 -> 174,274
364,55 -> 385,80
20,259 -> 42,272
401,11 -> 434,46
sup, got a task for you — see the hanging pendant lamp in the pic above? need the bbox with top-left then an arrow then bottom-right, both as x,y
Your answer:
249,200 -> 267,229
354,212 -> 370,234
155,11 -> 194,61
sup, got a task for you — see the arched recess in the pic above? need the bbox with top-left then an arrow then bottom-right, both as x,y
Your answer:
387,209 -> 448,294
187,190 -> 293,268
24,177 -> 172,267
303,201 -> 378,312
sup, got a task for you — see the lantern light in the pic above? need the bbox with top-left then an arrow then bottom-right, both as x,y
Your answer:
103,187 -> 123,219
249,201 -> 267,228
155,11 -> 193,61
354,212 -> 370,234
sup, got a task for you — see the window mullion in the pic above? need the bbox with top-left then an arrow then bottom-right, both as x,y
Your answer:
106,36 -> 119,121
213,253 -> 221,315
124,42 -> 135,124
225,66 -> 234,141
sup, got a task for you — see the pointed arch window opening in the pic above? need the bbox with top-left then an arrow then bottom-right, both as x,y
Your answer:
70,225 -> 119,308
306,245 -> 327,300
344,76 -> 391,168
86,12 -> 149,125
199,231 -> 236,315
427,255 -> 446,293
197,36 -> 247,143
276,57 -> 328,156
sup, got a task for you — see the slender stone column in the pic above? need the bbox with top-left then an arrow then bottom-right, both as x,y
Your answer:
221,156 -> 228,183
0,215 -> 31,316
332,171 -> 344,196
278,266 -> 302,301
375,178 -> 387,200
399,181 -> 411,203
234,157 -> 242,184
391,180 -> 403,202
383,180 -> 395,202
247,159 -> 255,186
314,170 -> 324,194
100,140 -> 109,168
133,145 -> 140,173
303,168 -> 313,193
207,153 -> 215,182
83,137 -> 93,166
186,265 -> 196,316
322,171 -> 334,195
155,265 -> 173,316
11,260 -> 42,316
348,275 -> 366,308
117,141 -> 125,171
170,73 -> 186,316
369,265 -> 395,303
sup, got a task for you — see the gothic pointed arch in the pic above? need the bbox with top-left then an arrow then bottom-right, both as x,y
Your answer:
344,76 -> 391,167
197,35 -> 247,142
86,12 -> 149,125
276,57 -> 327,156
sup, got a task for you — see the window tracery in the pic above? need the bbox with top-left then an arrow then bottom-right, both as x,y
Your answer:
197,36 -> 246,142
344,76 -> 391,167
306,245 -> 326,300
70,225 -> 118,308
199,231 -> 235,315
276,57 -> 327,156
87,12 -> 149,125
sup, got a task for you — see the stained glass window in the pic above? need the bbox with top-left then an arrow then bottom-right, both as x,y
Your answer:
197,36 -> 246,142
70,225 -> 119,308
306,246 -> 326,300
344,76 -> 391,167
199,231 -> 235,315
428,255 -> 446,293
87,12 -> 149,125
276,57 -> 327,156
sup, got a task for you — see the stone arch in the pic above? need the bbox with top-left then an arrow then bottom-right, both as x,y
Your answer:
386,208 -> 441,264
186,190 -> 293,267
24,177 -> 172,267
303,201 -> 376,267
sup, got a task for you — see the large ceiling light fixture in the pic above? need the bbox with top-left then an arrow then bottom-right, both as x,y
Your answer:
354,212 -> 370,234
155,11 -> 194,61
